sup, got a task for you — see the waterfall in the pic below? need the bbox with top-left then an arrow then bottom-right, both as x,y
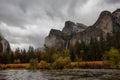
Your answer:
66,41 -> 69,49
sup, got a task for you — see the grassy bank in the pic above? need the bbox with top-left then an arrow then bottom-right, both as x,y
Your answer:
0,63 -> 29,69
70,61 -> 104,69
0,61 -> 104,69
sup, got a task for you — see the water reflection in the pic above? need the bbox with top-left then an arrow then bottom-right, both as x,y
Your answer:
0,69 -> 120,80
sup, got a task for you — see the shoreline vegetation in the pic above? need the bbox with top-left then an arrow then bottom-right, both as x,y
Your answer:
0,47 -> 120,70
0,61 -> 103,70
0,61 -> 117,70
1,33 -> 120,70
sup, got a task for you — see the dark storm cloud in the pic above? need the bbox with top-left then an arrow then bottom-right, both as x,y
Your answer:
0,0 -> 120,50
0,1 -> 27,28
104,0 -> 120,4
0,0 -> 88,27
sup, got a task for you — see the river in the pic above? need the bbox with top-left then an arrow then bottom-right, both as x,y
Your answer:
0,69 -> 120,80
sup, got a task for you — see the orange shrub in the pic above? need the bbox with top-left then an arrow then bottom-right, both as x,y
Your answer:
71,61 -> 104,69
7,64 -> 29,69
0,64 -> 7,69
38,60 -> 49,69
81,61 -> 104,68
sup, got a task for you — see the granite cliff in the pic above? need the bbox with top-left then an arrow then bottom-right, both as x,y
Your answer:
0,33 -> 11,53
44,9 -> 120,50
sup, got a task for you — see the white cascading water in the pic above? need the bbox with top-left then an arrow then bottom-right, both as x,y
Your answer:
66,41 -> 69,49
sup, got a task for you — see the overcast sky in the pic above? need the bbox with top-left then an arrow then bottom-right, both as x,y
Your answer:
0,0 -> 120,50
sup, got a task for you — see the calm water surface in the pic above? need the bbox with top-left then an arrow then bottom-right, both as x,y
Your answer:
0,69 -> 120,80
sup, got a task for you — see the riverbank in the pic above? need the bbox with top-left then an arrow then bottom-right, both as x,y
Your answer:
0,61 -> 104,69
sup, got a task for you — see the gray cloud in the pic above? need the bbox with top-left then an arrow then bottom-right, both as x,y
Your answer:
0,0 -> 120,50
104,0 -> 120,4
0,0 -> 87,27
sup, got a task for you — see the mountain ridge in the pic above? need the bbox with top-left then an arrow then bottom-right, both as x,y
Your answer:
0,32 -> 11,53
44,9 -> 120,50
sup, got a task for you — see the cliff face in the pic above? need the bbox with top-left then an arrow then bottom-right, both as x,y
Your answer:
112,9 -> 120,32
44,21 -> 87,49
0,33 -> 11,53
44,29 -> 65,49
94,11 -> 113,34
44,9 -> 120,50
62,21 -> 87,35
71,11 -> 113,45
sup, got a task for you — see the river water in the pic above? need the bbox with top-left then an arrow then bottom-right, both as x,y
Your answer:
0,69 -> 120,80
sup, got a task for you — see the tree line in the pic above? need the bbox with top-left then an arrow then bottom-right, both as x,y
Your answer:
69,33 -> 120,62
0,33 -> 120,68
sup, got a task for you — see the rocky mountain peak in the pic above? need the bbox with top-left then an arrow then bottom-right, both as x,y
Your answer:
64,21 -> 75,27
62,21 -> 76,35
0,32 -> 11,53
44,9 -> 120,50
112,9 -> 120,32
62,21 -> 87,35
49,29 -> 62,37
112,9 -> 120,20
99,11 -> 111,18
93,11 -> 113,34
45,21 -> 87,49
